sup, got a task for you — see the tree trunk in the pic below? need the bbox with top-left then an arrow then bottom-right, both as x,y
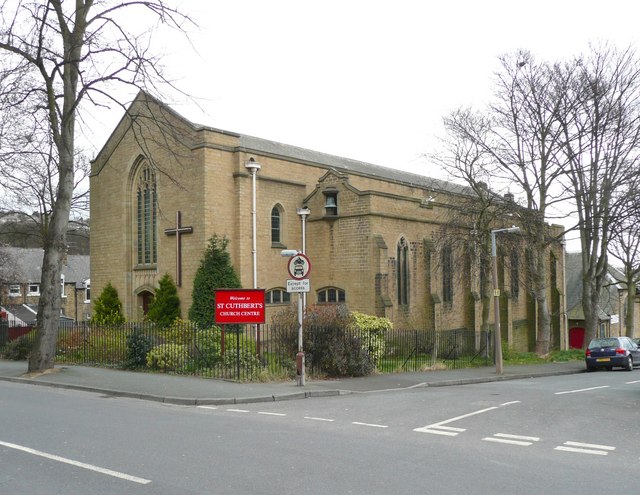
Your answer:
581,277 -> 600,346
625,285 -> 636,338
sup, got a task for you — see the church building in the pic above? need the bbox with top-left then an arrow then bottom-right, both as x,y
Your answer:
90,92 -> 567,351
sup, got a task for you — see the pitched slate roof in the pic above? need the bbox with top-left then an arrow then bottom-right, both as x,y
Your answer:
110,92 -> 473,198
236,133 -> 471,196
0,247 -> 89,287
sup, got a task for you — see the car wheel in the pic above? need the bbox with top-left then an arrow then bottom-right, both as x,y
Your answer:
625,355 -> 633,371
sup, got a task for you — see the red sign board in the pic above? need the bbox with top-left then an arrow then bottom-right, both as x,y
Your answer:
215,289 -> 265,324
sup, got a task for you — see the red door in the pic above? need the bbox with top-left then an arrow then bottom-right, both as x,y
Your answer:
569,327 -> 585,349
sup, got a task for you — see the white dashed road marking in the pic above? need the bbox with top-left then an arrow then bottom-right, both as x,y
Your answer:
258,412 -> 286,417
304,416 -> 335,422
555,441 -> 615,456
483,433 -> 540,446
352,422 -> 388,428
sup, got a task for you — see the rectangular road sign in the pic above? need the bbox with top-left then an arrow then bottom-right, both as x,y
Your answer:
287,279 -> 310,293
215,289 -> 265,324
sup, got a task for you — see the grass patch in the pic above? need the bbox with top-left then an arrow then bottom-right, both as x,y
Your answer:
503,347 -> 584,365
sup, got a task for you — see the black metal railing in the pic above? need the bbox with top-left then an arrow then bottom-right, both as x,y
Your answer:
0,321 -> 491,381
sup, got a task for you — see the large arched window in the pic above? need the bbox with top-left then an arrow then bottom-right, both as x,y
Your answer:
136,161 -> 157,265
397,237 -> 409,306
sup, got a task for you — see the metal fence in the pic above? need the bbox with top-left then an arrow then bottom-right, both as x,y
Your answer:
0,320 -> 492,381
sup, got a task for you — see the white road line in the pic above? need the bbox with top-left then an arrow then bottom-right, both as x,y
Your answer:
414,425 -> 466,436
431,425 -> 466,432
494,433 -> 540,442
554,386 -> 609,395
258,412 -> 286,417
197,406 -> 218,410
500,401 -> 522,406
625,380 -> 640,384
417,428 -> 461,436
483,433 -> 540,446
226,408 -> 249,413
563,441 -> 615,451
414,405 -> 499,433
554,441 -> 615,456
352,422 -> 388,428
554,446 -> 609,456
0,440 -> 151,485
304,417 -> 335,422
483,437 -> 533,446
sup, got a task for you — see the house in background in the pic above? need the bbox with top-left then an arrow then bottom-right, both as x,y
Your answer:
565,252 -> 640,348
0,247 -> 91,323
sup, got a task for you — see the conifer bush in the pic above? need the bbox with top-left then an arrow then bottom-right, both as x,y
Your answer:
92,282 -> 125,325
145,273 -> 181,328
189,235 -> 241,329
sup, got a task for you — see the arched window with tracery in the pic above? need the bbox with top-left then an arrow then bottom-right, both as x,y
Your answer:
136,161 -> 157,266
397,237 -> 409,306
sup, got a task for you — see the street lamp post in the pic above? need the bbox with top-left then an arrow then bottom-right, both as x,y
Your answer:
297,206 -> 310,312
245,158 -> 261,346
491,226 -> 520,375
244,158 -> 261,290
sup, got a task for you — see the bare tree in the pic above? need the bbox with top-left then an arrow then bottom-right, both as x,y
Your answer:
0,0 -> 193,372
557,44 -> 640,346
431,133 -> 513,343
440,51 -> 568,356
608,180 -> 640,337
0,110 -> 90,241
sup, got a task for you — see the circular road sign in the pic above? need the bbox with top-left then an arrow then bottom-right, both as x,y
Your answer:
288,253 -> 311,280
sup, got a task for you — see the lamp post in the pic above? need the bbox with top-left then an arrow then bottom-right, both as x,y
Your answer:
244,158 -> 261,290
297,206 -> 310,312
491,226 -> 520,374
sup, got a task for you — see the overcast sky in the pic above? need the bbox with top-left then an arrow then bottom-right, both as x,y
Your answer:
127,0 -> 639,173
88,0 -> 640,250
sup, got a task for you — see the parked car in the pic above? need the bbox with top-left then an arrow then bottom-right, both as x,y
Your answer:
585,336 -> 640,371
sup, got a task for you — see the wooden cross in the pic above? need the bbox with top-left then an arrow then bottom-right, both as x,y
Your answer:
164,211 -> 193,287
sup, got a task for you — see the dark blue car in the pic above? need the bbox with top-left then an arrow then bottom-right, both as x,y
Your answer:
585,336 -> 640,372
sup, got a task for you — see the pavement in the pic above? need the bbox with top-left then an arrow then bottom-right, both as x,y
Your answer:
0,359 -> 586,406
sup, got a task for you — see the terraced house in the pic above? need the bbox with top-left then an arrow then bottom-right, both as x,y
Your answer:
89,92 -> 567,352
0,247 -> 90,324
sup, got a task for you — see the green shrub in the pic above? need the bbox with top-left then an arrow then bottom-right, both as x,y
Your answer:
2,333 -> 35,360
146,273 -> 181,328
306,325 -> 373,377
146,343 -> 189,371
352,311 -> 392,366
220,348 -> 261,380
189,235 -> 241,329
163,318 -> 194,345
191,327 -> 223,368
125,331 -> 152,369
92,282 -> 125,325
